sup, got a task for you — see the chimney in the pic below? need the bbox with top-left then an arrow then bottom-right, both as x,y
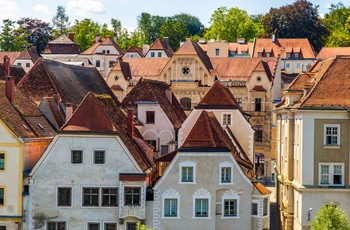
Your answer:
5,76 -> 14,103
163,37 -> 169,49
4,55 -> 10,76
65,103 -> 73,122
114,33 -> 117,42
143,44 -> 149,56
272,34 -> 276,43
127,107 -> 134,140
68,33 -> 74,42
95,33 -> 101,43
165,89 -> 172,104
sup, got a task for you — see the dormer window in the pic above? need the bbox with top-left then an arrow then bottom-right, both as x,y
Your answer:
295,53 -> 299,58
286,53 -> 291,58
216,49 -> 220,56
102,50 -> 105,54
266,52 -> 271,57
258,52 -> 262,57
107,50 -> 110,54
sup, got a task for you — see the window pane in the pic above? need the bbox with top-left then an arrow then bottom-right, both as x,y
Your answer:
0,154 -> 4,170
221,167 -> 231,183
251,203 -> 258,215
146,111 -> 155,123
88,223 -> 100,230
321,165 -> 329,174
0,188 -> 4,205
125,187 -> 140,205
182,167 -> 193,182
105,223 -> 117,230
102,188 -> 118,206
165,199 -> 177,217
263,198 -> 268,216
94,151 -> 105,164
83,188 -> 99,206
58,188 -> 71,206
195,199 -> 208,217
71,150 -> 83,164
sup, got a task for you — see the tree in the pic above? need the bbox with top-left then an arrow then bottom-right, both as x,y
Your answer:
204,7 -> 259,42
111,18 -> 122,40
138,13 -> 167,44
52,6 -> 69,36
160,19 -> 190,50
261,0 -> 329,52
172,13 -> 205,37
15,17 -> 52,54
71,19 -> 101,51
0,19 -> 17,51
311,202 -> 350,230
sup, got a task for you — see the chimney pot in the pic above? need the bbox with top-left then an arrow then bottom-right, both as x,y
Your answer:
5,76 -> 15,103
127,107 -> 134,140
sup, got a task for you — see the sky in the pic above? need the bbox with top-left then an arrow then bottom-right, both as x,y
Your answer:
0,0 -> 343,31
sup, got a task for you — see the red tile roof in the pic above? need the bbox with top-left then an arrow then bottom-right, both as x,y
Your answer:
250,85 -> 267,92
42,34 -> 81,54
17,46 -> 40,63
121,78 -> 187,129
62,92 -> 154,171
0,64 -> 26,84
149,38 -> 174,57
316,47 -> 350,60
113,59 -> 132,80
82,35 -> 124,55
125,45 -> 144,57
0,52 -> 21,64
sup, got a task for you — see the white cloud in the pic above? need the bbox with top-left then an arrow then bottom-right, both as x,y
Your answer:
0,0 -> 20,21
32,4 -> 50,15
67,0 -> 105,17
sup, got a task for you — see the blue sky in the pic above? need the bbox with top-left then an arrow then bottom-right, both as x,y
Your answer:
0,0 -> 342,31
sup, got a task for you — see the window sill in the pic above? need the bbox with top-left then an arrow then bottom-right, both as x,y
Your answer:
178,182 -> 196,184
162,216 -> 180,219
219,182 -> 234,186
323,145 -> 340,149
221,216 -> 239,219
318,185 -> 345,188
192,217 -> 211,219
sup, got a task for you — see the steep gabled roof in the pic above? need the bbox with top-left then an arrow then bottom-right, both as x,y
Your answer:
62,92 -> 153,171
82,35 -> 124,55
42,34 -> 81,54
149,38 -> 174,57
125,45 -> 144,57
0,64 -> 26,84
175,38 -> 213,71
113,59 -> 132,80
17,58 -> 120,106
121,78 -> 186,129
17,46 -> 40,63
0,80 -> 55,138
316,47 -> 350,60
0,52 -> 21,64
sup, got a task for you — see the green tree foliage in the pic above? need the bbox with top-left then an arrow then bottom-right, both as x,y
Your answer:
172,13 -> 205,37
15,17 -> 52,54
111,18 -> 122,39
52,6 -> 69,36
160,19 -> 190,50
71,19 -> 101,51
311,202 -> 350,230
323,3 -> 350,47
204,7 -> 259,42
138,13 -> 167,44
261,0 -> 329,52
0,19 -> 17,51
136,221 -> 153,230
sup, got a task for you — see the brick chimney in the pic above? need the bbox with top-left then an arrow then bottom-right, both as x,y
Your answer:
163,37 -> 169,50
4,55 -> 10,76
5,76 -> 14,103
68,33 -> 74,42
127,107 -> 134,140
65,103 -> 73,122
95,33 -> 101,43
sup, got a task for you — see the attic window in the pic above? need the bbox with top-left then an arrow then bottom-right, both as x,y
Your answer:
295,53 -> 299,58
256,76 -> 261,82
107,50 -> 110,54
102,50 -> 106,54
114,76 -> 119,81
266,52 -> 270,57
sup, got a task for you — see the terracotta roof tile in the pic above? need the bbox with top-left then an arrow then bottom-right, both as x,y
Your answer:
113,59 -> 131,80
125,45 -> 144,57
82,36 -> 124,55
121,78 -> 186,129
0,52 -> 21,64
250,85 -> 267,92
316,47 -> 350,60
42,34 -> 81,54
0,64 -> 26,84
149,38 -> 174,57
17,47 -> 40,63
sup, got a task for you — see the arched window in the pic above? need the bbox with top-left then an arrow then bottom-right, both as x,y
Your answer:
180,97 -> 191,110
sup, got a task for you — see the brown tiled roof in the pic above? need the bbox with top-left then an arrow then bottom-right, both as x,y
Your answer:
114,58 -> 169,79
316,47 -> 350,60
42,34 -> 81,54
119,173 -> 146,181
175,38 -> 213,71
125,45 -> 144,57
0,64 -> 26,84
111,85 -> 123,90
113,59 -> 132,80
252,38 -> 316,58
62,92 -> 153,171
149,38 -> 174,57
0,52 -> 21,64
121,78 -> 186,129
17,46 -> 40,63
254,182 -> 271,195
211,57 -> 276,81
250,85 -> 267,92
82,36 -> 124,55
155,150 -> 177,162
0,81 -> 55,138
17,58 -> 120,106
228,42 -> 253,54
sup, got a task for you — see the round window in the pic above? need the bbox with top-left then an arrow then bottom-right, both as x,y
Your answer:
182,67 -> 190,75
256,76 -> 261,82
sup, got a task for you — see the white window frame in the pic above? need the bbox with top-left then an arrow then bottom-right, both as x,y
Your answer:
193,189 -> 211,219
179,161 -> 196,184
70,149 -> 84,165
219,162 -> 233,185
161,188 -> 180,218
251,200 -> 259,217
222,113 -> 232,126
221,189 -> 239,219
92,149 -> 107,165
324,124 -> 340,147
319,163 -> 344,186
103,221 -> 118,230
56,186 -> 73,208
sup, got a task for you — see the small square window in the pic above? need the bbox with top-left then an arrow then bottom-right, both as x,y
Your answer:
158,52 -> 162,57
181,166 -> 193,182
195,199 -> 208,217
222,114 -> 231,125
0,153 -> 4,170
146,111 -> 155,124
57,187 -> 71,206
102,188 -> 118,206
71,150 -> 83,164
266,52 -> 271,57
125,187 -> 140,205
286,63 -> 290,68
96,60 -> 100,67
105,223 -> 117,230
151,52 -> 155,57
94,150 -> 105,164
17,63 -> 22,66
47,222 -> 66,230
83,188 -> 99,206
224,199 -> 237,216
164,198 -> 177,217
295,53 -> 299,58
26,63 -> 30,68
109,61 -> 115,68
88,223 -> 100,230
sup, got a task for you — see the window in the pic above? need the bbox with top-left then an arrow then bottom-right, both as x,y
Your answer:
263,197 -> 268,216
266,52 -> 270,57
17,62 -> 22,66
224,200 -> 237,216
164,199 -> 177,217
109,61 -> 115,68
102,188 -> 118,206
222,113 -> 231,125
96,60 -> 100,67
47,222 -> 66,230
286,63 -> 290,68
88,223 -> 100,230
127,223 -> 137,230
255,98 -> 261,111
158,52 -> 162,57
258,52 -> 262,57
254,126 -> 263,142
0,188 -> 4,205
151,52 -> 155,57
221,167 -> 231,183
241,51 -> 247,54
324,125 -> 340,145
102,50 -> 106,54
195,199 -> 208,217
251,202 -> 258,216
57,187 -> 71,206
83,188 -> 99,206
146,140 -> 157,150
215,49 -> 220,56
26,63 -> 30,68
181,167 -> 193,182
146,111 -> 155,124
319,163 -> 344,185
295,53 -> 299,58
0,153 -> 4,170
236,98 -> 242,107
71,150 -> 83,164
125,187 -> 140,205
180,97 -> 191,110
105,223 -> 117,230
286,53 -> 291,58
107,50 -> 110,54
296,63 -> 301,68
94,150 -> 105,164
161,145 -> 169,156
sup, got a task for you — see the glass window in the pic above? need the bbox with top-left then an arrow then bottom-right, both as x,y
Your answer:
215,49 -> 220,56
258,52 -> 262,57
102,188 -> 118,206
0,154 -> 4,170
222,114 -> 231,125
224,200 -> 237,216
181,167 -> 193,182
105,223 -> 117,230
286,63 -> 290,68
180,98 -> 191,110
109,61 -> 115,68
26,63 -> 30,68
83,188 -> 99,206
297,63 -> 301,68
147,140 -> 157,150
158,52 -> 162,57
71,150 -> 83,164
254,126 -> 263,142
161,145 -> 169,156
107,50 -> 110,54
263,198 -> 268,216
94,150 -> 105,164
17,63 -> 22,66
47,222 -> 66,230
164,199 -> 177,217
195,199 -> 208,217
88,223 -> 100,230
255,98 -> 261,111
125,187 -> 140,205
127,223 -> 137,230
57,187 -> 71,206
295,53 -> 299,58
236,98 -> 242,107
0,188 -> 4,205
334,165 -> 342,184
96,60 -> 100,67
321,165 -> 329,184
151,52 -> 155,57
251,202 -> 258,216
221,167 -> 231,183
266,52 -> 270,57
286,53 -> 291,58
325,126 -> 339,145
146,111 -> 155,124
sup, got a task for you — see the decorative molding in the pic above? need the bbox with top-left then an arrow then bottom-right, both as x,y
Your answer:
193,188 -> 211,197
223,189 -> 238,197
162,188 -> 179,197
